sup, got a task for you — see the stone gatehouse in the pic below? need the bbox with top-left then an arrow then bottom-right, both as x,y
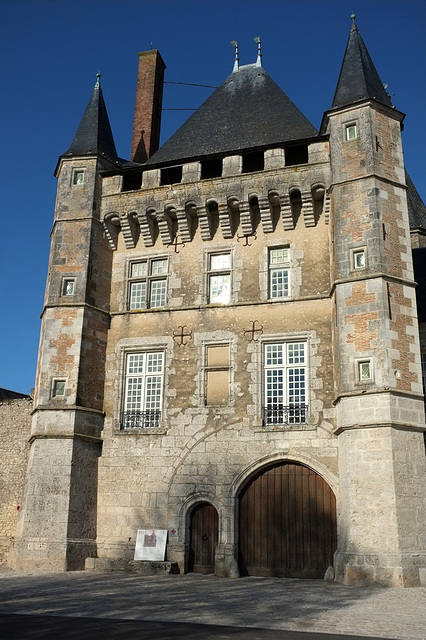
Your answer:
7,18 -> 426,586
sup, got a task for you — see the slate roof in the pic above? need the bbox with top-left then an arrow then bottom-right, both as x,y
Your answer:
63,77 -> 120,163
331,20 -> 393,109
412,247 -> 426,322
146,64 -> 318,166
406,172 -> 426,231
0,388 -> 32,400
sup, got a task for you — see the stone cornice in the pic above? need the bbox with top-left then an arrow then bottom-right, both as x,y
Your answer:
334,422 -> 426,435
31,404 -> 105,417
29,432 -> 103,445
110,293 -> 331,318
333,387 -> 424,405
328,172 -> 407,192
330,272 -> 417,296
40,302 -> 111,320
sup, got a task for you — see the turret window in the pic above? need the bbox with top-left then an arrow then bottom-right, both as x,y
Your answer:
72,170 -> 85,185
352,249 -> 366,270
346,124 -> 357,141
52,380 -> 66,398
357,359 -> 372,383
62,278 -> 76,296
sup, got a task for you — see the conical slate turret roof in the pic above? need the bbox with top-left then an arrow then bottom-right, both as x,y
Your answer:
406,172 -> 426,232
63,75 -> 119,162
146,63 -> 318,166
331,18 -> 393,109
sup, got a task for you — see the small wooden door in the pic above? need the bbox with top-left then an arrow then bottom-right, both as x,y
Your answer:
188,503 -> 218,574
239,462 -> 337,578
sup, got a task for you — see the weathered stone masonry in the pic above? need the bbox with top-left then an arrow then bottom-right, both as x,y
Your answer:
8,21 -> 426,585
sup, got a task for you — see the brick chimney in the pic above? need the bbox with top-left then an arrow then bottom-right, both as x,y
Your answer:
131,50 -> 166,163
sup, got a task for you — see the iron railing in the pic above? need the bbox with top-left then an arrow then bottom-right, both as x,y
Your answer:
121,410 -> 161,429
263,404 -> 308,426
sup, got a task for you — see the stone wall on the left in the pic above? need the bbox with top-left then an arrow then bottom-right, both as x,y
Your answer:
0,397 -> 32,564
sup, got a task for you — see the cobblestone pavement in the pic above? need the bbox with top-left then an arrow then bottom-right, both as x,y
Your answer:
0,570 -> 425,639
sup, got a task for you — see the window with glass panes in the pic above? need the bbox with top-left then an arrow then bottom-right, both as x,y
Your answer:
128,257 -> 168,309
269,247 -> 290,299
208,253 -> 231,304
264,342 -> 307,425
122,351 -> 164,428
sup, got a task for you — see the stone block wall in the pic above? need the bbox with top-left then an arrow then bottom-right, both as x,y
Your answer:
0,397 -> 32,563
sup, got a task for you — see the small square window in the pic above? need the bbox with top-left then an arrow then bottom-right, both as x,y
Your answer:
62,279 -> 75,295
73,170 -> 85,185
53,380 -> 66,397
353,250 -> 366,270
346,125 -> 357,141
358,360 -> 372,382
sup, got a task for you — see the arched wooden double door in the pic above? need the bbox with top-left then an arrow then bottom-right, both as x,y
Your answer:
188,502 -> 218,574
239,462 -> 337,578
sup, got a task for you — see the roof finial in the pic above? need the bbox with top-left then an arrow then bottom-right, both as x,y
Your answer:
95,72 -> 101,88
351,12 -> 357,28
254,36 -> 262,67
231,40 -> 239,72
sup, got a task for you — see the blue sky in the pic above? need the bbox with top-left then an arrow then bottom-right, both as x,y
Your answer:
1,0 -> 425,395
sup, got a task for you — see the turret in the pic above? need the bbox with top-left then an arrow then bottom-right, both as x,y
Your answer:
11,76 -> 118,572
326,17 -> 426,587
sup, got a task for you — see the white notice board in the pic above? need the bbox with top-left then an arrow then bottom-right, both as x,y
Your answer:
134,529 -> 167,561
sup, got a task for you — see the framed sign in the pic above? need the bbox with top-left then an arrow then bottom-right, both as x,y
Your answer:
134,529 -> 167,561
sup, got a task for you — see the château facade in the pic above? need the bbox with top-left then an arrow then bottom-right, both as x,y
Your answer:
10,19 -> 426,586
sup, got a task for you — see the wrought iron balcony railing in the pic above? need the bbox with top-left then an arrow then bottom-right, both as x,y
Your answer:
121,410 -> 161,429
263,404 -> 308,426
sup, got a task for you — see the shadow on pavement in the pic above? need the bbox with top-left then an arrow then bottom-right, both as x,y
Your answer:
0,614 -> 385,640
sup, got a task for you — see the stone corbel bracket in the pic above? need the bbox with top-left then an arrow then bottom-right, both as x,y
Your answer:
137,206 -> 157,247
103,212 -> 121,250
120,211 -> 139,249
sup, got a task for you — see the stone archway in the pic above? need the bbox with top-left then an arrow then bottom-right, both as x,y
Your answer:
238,461 -> 337,578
